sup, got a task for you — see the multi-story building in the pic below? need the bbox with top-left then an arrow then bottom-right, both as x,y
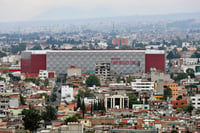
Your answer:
105,95 -> 129,110
67,65 -> 81,77
0,81 -> 5,93
95,62 -> 110,80
131,79 -> 154,91
191,94 -> 200,109
21,49 -> 165,75
164,83 -> 178,99
39,70 -> 55,80
0,92 -> 19,117
112,38 -> 129,46
61,85 -> 74,103
39,70 -> 49,80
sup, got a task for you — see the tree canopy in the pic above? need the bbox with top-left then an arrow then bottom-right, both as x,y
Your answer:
86,75 -> 100,87
127,93 -> 141,108
167,51 -> 181,59
22,106 -> 41,131
65,115 -> 79,125
41,105 -> 57,126
164,86 -> 172,100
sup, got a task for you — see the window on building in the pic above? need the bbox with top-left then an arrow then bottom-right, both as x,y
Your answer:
115,98 -> 120,106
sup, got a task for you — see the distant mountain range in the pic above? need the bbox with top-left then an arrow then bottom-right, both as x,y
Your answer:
0,12 -> 200,30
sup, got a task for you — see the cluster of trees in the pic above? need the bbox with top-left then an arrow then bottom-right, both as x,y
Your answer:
46,37 -> 82,45
167,51 -> 181,60
24,77 -> 40,86
22,105 -> 57,132
170,68 -> 195,82
163,86 -> 172,100
90,99 -> 106,115
0,51 -> 6,57
77,88 -> 94,98
185,84 -> 198,95
176,103 -> 194,116
127,93 -> 142,109
76,95 -> 86,118
64,114 -> 81,125
191,51 -> 200,58
86,75 -> 100,87
8,73 -> 20,82
10,43 -> 26,54
31,44 -> 42,50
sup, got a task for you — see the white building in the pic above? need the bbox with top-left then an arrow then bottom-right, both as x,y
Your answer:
0,81 -> 5,93
182,58 -> 199,65
67,66 -> 81,77
2,55 -> 20,63
131,79 -> 154,91
191,94 -> 200,109
39,70 -> 49,80
98,42 -> 108,49
105,94 -> 129,110
83,97 -> 98,106
61,85 -> 74,103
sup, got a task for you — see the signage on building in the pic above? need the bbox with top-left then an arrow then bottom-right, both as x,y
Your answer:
111,58 -> 139,65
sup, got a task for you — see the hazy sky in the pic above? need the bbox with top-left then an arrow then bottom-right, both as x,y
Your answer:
0,0 -> 199,22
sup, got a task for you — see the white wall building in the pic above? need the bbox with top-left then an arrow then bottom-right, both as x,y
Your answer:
39,70 -> 49,80
2,55 -> 20,63
182,58 -> 199,65
131,79 -> 154,91
61,85 -> 74,103
191,94 -> 200,109
105,94 -> 129,110
0,81 -> 5,93
67,66 -> 81,77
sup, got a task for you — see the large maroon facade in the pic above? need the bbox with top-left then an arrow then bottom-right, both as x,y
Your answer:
145,54 -> 165,73
21,54 -> 46,73
21,50 -> 165,74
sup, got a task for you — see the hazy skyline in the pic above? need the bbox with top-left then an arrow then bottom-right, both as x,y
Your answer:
0,0 -> 200,22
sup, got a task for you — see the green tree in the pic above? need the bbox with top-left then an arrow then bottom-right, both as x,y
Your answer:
22,106 -> 41,132
174,73 -> 188,82
102,100 -> 106,113
187,102 -> 194,116
116,76 -> 121,83
77,95 -> 81,109
81,46 -> 88,49
65,115 -> 79,125
72,46 -> 78,49
35,78 -> 40,86
0,52 -> 6,57
31,45 -> 42,50
167,51 -> 181,59
86,75 -> 100,87
94,101 -> 97,111
20,94 -> 26,105
41,106 -> 57,127
164,86 -> 172,100
120,45 -> 131,49
90,104 -> 93,116
182,47 -> 188,51
81,100 -> 86,118
44,78 -> 49,87
126,76 -> 134,83
127,93 -> 140,109
186,68 -> 195,78
51,93 -> 57,102
186,84 -> 198,95
176,107 -> 183,113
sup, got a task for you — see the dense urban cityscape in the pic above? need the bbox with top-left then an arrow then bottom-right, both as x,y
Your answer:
1,1 -> 200,133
